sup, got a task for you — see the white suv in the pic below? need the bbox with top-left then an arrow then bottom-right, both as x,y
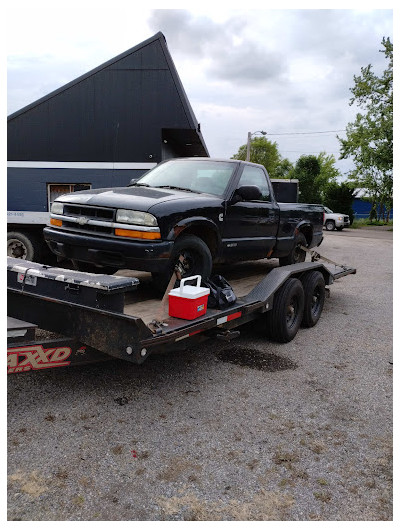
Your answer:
323,206 -> 350,231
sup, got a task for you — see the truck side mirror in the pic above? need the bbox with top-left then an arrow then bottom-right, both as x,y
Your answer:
230,185 -> 262,204
129,177 -> 140,186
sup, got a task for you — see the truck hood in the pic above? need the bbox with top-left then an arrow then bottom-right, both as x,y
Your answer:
57,185 -> 203,212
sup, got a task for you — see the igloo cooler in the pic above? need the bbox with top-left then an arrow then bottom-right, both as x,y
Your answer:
168,275 -> 210,320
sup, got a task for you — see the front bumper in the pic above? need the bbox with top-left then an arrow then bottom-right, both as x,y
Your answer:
43,227 -> 174,272
336,221 -> 350,228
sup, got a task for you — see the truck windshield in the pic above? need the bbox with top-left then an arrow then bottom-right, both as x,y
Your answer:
133,160 -> 236,197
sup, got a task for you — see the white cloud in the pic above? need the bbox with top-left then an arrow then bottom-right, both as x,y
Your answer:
6,6 -> 394,177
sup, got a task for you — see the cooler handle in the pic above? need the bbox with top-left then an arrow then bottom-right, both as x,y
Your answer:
180,275 -> 201,294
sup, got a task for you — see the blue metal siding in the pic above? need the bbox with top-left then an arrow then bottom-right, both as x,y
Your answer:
352,198 -> 393,219
7,168 -> 146,212
352,198 -> 372,218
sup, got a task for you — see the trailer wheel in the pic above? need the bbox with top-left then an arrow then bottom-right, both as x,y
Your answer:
325,220 -> 335,231
301,271 -> 326,327
279,233 -> 307,267
152,234 -> 212,293
7,231 -> 41,261
266,278 -> 304,342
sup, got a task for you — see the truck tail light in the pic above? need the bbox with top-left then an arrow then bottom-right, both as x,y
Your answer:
114,228 -> 161,240
50,218 -> 62,227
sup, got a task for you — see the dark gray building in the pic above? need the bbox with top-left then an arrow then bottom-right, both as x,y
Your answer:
7,32 -> 208,261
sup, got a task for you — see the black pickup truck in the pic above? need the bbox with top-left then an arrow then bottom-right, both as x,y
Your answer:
44,158 -> 324,289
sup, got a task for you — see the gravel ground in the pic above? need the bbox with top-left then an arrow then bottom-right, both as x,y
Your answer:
7,228 -> 393,521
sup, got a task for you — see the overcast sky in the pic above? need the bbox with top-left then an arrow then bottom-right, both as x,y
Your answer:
6,3 -> 394,177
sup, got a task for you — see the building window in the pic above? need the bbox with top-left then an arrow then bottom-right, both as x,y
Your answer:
47,183 -> 91,211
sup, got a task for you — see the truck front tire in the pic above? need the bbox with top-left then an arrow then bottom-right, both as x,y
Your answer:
7,231 -> 41,262
265,278 -> 304,342
152,234 -> 212,293
325,220 -> 335,231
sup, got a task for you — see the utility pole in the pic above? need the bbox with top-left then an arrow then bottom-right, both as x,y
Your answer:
246,132 -> 252,162
246,130 -> 266,162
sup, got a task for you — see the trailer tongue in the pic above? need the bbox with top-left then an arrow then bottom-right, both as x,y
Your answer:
7,257 -> 356,373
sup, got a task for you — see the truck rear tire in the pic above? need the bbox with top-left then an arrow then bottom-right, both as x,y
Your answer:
279,233 -> 307,267
265,278 -> 304,342
152,234 -> 212,294
301,271 -> 326,327
7,231 -> 41,262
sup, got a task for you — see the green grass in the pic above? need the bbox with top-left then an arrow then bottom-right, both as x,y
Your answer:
350,218 -> 393,229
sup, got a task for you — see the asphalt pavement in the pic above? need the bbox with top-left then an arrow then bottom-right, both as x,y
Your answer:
7,227 -> 393,521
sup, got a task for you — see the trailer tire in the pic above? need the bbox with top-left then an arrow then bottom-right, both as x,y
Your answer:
7,231 -> 41,261
265,278 -> 304,343
152,234 -> 212,293
325,220 -> 335,231
279,233 -> 307,267
301,271 -> 326,328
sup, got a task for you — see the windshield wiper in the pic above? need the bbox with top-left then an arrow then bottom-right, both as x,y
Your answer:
132,182 -> 151,187
155,185 -> 200,193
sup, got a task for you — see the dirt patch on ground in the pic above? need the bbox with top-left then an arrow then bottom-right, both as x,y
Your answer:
157,487 -> 294,520
216,346 -> 297,372
8,470 -> 47,498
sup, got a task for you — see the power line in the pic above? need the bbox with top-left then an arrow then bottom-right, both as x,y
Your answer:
267,129 -> 346,136
280,150 -> 341,154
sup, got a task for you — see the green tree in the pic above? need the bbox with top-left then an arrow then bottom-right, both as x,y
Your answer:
274,157 -> 294,179
324,182 -> 356,223
338,37 -> 393,222
286,153 -> 340,204
317,152 -> 340,195
290,155 -> 322,204
231,136 -> 282,178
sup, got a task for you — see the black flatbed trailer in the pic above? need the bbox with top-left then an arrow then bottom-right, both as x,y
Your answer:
7,256 -> 356,374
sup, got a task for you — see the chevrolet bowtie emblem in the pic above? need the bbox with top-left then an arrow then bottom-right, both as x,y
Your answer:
77,217 -> 88,225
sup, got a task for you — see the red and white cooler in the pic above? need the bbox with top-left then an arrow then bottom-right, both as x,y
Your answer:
168,275 -> 210,320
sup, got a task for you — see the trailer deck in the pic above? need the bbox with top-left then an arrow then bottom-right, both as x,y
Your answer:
7,257 -> 356,373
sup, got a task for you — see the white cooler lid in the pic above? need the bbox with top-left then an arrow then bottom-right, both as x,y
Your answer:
169,285 -> 210,299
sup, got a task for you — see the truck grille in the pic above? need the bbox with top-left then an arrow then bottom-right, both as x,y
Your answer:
344,216 -> 349,223
62,204 -> 115,235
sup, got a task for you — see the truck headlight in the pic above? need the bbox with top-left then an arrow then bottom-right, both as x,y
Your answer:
338,216 -> 343,221
116,209 -> 157,226
51,202 -> 64,215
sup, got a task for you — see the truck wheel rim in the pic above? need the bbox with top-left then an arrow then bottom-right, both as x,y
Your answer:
294,245 -> 306,263
178,249 -> 200,276
7,239 -> 28,259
